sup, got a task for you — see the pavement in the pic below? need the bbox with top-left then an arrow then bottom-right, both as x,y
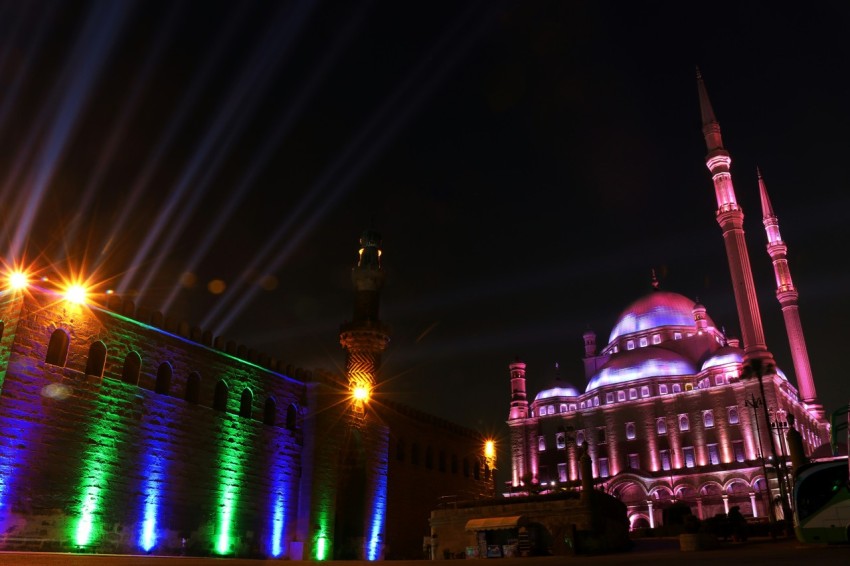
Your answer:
0,537 -> 847,566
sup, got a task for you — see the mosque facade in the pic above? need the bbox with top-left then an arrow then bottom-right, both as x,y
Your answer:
506,73 -> 831,528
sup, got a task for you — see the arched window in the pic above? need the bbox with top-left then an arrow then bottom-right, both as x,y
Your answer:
45,329 -> 69,366
85,341 -> 107,377
286,403 -> 297,430
656,417 -> 667,435
626,422 -> 636,440
728,406 -> 739,424
240,388 -> 253,418
396,438 -> 405,462
122,351 -> 142,385
703,410 -> 715,428
155,362 -> 172,394
214,380 -> 228,411
264,397 -> 276,426
185,372 -> 201,403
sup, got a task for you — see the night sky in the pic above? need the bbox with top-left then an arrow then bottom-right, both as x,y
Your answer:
2,1 -> 849,462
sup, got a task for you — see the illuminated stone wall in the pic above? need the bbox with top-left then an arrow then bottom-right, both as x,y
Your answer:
0,291 -> 304,557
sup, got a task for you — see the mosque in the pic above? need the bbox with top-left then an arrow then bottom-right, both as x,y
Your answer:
505,72 -> 831,528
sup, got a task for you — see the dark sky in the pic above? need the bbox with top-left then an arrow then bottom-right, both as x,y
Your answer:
2,1 -> 849,457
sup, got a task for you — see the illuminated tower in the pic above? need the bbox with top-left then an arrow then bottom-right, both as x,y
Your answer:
339,229 -> 391,407
697,70 -> 771,363
758,171 -> 823,417
507,358 -> 529,487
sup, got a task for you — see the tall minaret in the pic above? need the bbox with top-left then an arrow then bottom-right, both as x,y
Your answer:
507,358 -> 529,487
339,229 -> 391,406
697,69 -> 771,363
758,170 -> 822,416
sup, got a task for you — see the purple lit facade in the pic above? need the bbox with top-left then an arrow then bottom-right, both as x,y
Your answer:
506,75 -> 830,527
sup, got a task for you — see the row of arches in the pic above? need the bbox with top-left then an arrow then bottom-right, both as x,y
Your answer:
44,329 -> 298,430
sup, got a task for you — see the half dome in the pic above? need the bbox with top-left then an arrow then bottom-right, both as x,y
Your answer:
586,346 -> 697,391
608,291 -> 714,344
701,345 -> 744,371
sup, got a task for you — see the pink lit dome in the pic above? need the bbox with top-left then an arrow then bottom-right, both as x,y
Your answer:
701,345 -> 744,371
586,346 -> 696,391
608,291 -> 713,344
535,363 -> 581,400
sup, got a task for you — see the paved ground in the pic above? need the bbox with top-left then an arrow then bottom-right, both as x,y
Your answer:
1,537 -> 848,566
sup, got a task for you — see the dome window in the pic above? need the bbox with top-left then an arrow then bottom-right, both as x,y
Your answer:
652,334 -> 661,345
715,375 -> 725,386
674,332 -> 682,340
659,384 -> 668,395
641,386 -> 650,398
672,383 -> 682,393
639,337 -> 648,347
629,388 -> 638,400
626,340 -> 635,351
617,390 -> 626,402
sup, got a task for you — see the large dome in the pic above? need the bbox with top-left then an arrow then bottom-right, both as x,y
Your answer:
586,346 -> 697,391
608,291 -> 714,344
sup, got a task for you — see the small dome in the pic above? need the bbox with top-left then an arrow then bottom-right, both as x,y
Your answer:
534,362 -> 580,400
535,385 -> 580,400
701,345 -> 744,371
609,291 -> 715,344
586,346 -> 696,391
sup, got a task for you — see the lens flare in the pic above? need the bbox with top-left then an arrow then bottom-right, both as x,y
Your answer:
8,270 -> 28,290
64,284 -> 88,304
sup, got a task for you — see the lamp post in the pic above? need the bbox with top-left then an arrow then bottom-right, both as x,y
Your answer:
744,393 -> 776,531
743,359 -> 792,532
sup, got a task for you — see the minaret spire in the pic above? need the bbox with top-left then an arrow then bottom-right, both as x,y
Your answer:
340,229 -> 391,411
758,170 -> 822,417
697,70 -> 771,363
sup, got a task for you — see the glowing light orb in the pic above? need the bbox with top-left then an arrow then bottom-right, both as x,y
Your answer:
352,385 -> 370,402
41,383 -> 72,400
64,284 -> 88,304
8,271 -> 28,290
484,440 -> 495,460
208,279 -> 226,294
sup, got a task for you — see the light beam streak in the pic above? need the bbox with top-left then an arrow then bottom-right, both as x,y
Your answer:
132,1 -> 316,304
8,1 -> 132,262
159,1 -> 368,314
59,3 -> 184,257
104,4 -> 253,281
210,3 -> 494,335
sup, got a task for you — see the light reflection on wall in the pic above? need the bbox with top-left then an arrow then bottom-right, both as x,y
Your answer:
215,415 -> 249,556
366,465 -> 387,560
74,404 -> 122,547
137,403 -> 171,553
